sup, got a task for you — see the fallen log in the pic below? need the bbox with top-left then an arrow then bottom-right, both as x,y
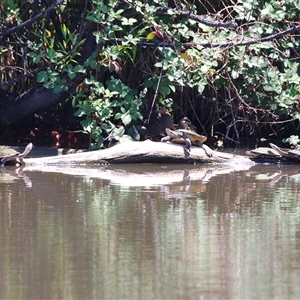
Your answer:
24,140 -> 253,166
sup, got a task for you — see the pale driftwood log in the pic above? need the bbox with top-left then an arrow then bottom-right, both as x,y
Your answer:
24,140 -> 253,166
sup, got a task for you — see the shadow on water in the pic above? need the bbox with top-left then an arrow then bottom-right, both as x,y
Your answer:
0,163 -> 300,299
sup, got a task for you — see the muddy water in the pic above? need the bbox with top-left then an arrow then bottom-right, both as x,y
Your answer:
0,163 -> 300,299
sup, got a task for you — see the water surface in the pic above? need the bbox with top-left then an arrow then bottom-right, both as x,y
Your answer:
0,163 -> 300,299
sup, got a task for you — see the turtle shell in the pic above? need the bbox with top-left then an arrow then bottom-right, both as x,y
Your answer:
162,128 -> 213,157
177,129 -> 207,144
288,149 -> 300,157
269,143 -> 300,160
246,147 -> 281,158
0,146 -> 19,159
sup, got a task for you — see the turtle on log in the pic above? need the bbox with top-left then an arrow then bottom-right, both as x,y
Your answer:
246,147 -> 282,160
246,143 -> 300,163
161,128 -> 213,158
177,117 -> 197,131
0,143 -> 33,166
269,143 -> 300,161
146,107 -> 174,141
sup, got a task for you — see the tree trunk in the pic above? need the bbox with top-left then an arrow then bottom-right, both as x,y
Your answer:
0,23 -> 97,124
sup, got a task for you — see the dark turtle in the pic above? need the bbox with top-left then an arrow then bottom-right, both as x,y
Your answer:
0,143 -> 33,166
177,117 -> 197,131
269,143 -> 300,161
146,107 -> 173,141
161,128 -> 213,157
246,147 -> 282,159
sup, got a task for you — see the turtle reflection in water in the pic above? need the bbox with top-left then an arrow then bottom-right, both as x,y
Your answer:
161,128 -> 213,158
0,143 -> 33,166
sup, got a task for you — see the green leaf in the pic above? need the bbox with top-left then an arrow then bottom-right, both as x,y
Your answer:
68,71 -> 76,80
37,71 -> 48,82
121,113 -> 132,126
121,18 -> 137,26
159,85 -> 171,96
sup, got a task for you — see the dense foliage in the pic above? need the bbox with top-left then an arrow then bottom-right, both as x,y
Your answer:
1,0 -> 300,148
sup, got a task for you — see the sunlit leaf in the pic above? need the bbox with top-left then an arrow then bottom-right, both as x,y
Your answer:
146,32 -> 156,40
121,113 -> 132,126
45,29 -> 51,37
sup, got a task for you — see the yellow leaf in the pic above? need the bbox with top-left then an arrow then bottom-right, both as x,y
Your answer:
45,29 -> 51,37
146,32 -> 156,41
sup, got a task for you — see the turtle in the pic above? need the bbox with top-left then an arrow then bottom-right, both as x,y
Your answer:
177,117 -> 197,131
161,128 -> 213,158
0,143 -> 33,166
246,147 -> 282,159
146,106 -> 173,141
269,143 -> 300,161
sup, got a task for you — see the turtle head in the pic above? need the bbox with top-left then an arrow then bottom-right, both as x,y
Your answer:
158,106 -> 171,115
19,142 -> 34,157
178,117 -> 197,131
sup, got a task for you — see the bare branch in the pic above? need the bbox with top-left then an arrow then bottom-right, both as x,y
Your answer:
128,24 -> 300,49
156,7 -> 237,28
0,66 -> 47,88
0,0 -> 64,45
183,24 -> 300,48
120,1 -> 237,28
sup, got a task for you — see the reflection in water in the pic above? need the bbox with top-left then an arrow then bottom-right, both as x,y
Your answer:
0,165 -> 300,299
0,166 -> 32,187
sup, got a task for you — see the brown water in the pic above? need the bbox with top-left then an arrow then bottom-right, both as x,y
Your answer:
0,163 -> 300,299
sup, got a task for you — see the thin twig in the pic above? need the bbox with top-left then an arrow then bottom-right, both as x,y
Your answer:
0,0 -> 64,44
118,24 -> 300,50
0,66 -> 47,87
156,7 -> 237,28
147,68 -> 164,124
